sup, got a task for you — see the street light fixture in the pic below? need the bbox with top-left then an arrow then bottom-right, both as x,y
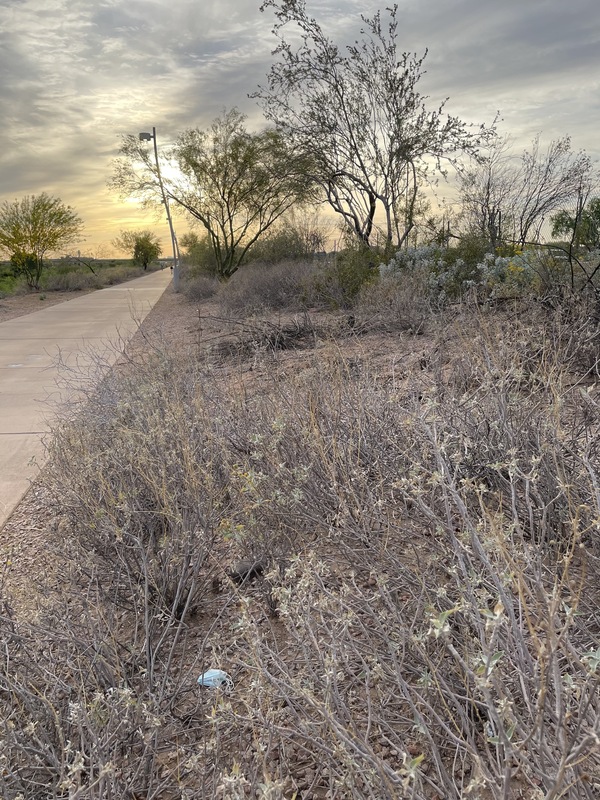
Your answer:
138,127 -> 180,291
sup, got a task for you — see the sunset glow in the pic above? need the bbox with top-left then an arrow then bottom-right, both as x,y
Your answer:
1,0 -> 598,257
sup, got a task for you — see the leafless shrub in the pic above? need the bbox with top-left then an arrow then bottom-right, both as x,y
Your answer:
210,313 -> 600,797
0,581 -> 238,799
202,313 -> 321,363
181,272 -> 220,302
45,346 -> 238,619
99,264 -> 151,286
40,264 -> 150,293
0,346 -> 244,796
209,306 -> 600,796
543,292 -> 600,378
41,270 -> 103,292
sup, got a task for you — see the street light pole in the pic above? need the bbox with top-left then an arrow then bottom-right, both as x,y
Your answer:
139,127 -> 180,291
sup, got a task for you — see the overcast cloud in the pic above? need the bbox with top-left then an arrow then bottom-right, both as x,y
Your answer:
0,0 -> 598,253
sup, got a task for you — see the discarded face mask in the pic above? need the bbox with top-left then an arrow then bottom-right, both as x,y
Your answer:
197,669 -> 234,691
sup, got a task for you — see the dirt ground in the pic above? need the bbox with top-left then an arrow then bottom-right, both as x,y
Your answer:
0,283 -> 439,613
0,288 -> 97,322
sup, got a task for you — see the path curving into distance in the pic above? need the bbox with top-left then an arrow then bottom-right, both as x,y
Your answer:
0,269 -> 172,529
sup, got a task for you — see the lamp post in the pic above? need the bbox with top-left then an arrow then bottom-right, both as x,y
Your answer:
139,127 -> 180,291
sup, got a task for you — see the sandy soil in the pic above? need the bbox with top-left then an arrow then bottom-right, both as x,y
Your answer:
0,289 -> 97,323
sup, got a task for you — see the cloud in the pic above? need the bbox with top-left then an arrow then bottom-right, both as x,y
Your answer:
399,0 -> 600,130
0,0 -> 598,253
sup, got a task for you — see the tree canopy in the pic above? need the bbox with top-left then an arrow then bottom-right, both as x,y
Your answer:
551,197 -> 600,252
109,109 -> 314,279
112,230 -> 162,269
459,135 -> 594,249
0,193 -> 84,288
254,1 -> 494,252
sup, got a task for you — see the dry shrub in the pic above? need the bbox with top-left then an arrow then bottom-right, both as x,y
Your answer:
1,345 -> 238,798
99,264 -> 148,286
218,259 -> 319,314
41,270 -> 103,291
1,301 -> 600,798
304,249 -> 377,310
40,264 -> 150,293
211,316 -> 600,797
543,291 -> 600,378
182,272 -> 220,302
205,313 -> 319,362
354,270 -> 431,333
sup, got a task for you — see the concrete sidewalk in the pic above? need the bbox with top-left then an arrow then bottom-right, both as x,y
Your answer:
0,269 -> 172,529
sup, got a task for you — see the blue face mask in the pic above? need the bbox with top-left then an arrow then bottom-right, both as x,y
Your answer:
198,669 -> 234,692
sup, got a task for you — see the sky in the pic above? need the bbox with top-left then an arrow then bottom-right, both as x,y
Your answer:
0,0 -> 599,257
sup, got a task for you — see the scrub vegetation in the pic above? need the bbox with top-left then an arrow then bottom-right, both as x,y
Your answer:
2,251 -> 600,798
0,193 -> 84,290
2,2 -> 600,798
0,257 -> 163,299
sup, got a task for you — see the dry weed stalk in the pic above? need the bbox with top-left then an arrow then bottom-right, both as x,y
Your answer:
1,302 -> 599,798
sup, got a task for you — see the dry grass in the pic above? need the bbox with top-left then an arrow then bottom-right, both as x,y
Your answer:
0,289 -> 97,322
1,291 -> 600,799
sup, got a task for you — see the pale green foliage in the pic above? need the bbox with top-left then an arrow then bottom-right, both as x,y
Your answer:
0,193 -> 84,288
110,109 -> 314,279
179,231 -> 218,275
173,110 -> 314,277
256,1 -> 493,250
246,226 -> 308,264
379,242 -> 589,303
552,196 -> 600,252
245,208 -> 330,264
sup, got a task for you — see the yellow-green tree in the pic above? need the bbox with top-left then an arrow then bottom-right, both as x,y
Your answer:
552,197 -> 600,252
110,109 -> 314,279
0,193 -> 84,288
112,230 -> 162,270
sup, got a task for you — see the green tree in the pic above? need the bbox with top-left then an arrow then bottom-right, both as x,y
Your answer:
112,230 -> 162,269
246,207 -> 331,263
109,109 -> 314,279
254,1 -> 493,253
179,231 -> 219,275
0,193 -> 84,288
551,197 -> 600,252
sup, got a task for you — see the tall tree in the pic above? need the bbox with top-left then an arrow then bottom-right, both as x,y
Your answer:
109,109 -> 313,279
0,193 -> 83,288
112,230 -> 162,269
459,135 -> 594,248
254,1 -> 492,252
